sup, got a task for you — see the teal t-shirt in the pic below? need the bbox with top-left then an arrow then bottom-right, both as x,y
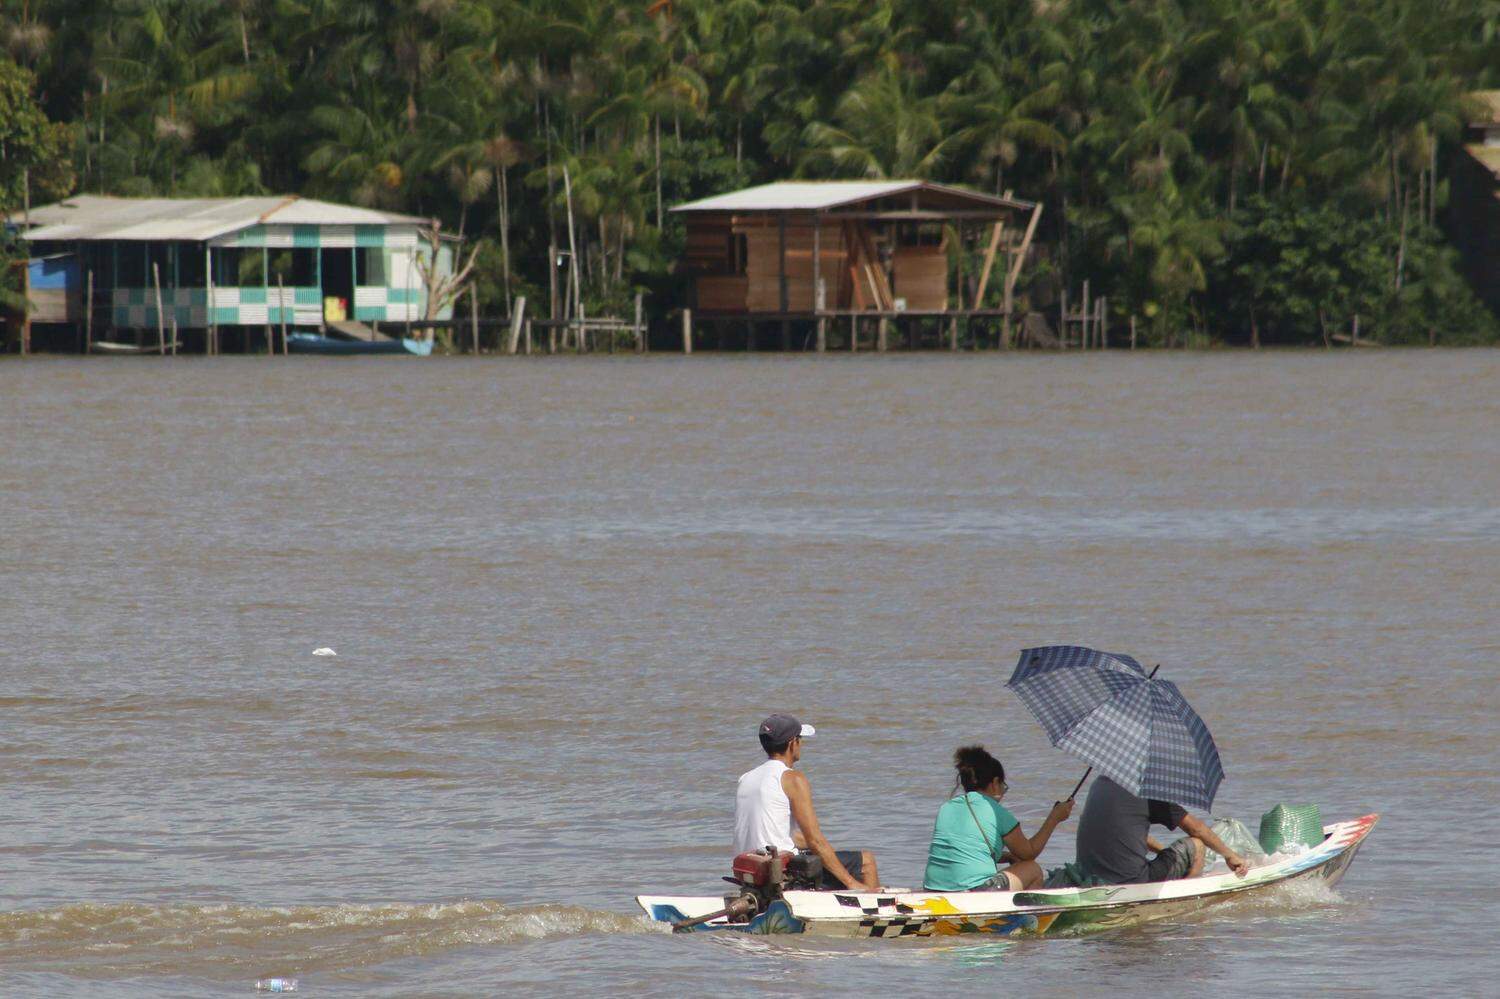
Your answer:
922,792 -> 1020,891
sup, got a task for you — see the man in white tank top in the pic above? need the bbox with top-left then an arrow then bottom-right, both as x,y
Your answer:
733,714 -> 879,891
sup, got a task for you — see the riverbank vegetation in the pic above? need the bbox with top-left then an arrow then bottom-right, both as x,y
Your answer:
3,0 -> 1499,345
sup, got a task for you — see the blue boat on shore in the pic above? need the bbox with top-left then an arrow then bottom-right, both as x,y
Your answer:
286,332 -> 433,356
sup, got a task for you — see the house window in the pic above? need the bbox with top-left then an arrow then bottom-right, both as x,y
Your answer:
148,243 -> 173,286
117,243 -> 147,286
357,247 -> 386,285
269,248 -> 317,286
177,243 -> 206,287
214,247 -> 263,287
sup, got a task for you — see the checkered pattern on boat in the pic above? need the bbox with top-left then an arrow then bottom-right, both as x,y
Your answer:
1008,646 -> 1224,811
857,916 -> 928,938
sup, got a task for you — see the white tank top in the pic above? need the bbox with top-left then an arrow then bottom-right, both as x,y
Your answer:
734,759 -> 799,855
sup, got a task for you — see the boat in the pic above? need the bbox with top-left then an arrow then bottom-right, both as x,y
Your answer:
639,813 -> 1377,938
92,340 -> 155,354
286,332 -> 433,356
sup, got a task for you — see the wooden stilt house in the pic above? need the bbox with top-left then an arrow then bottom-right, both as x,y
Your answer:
672,181 -> 1041,345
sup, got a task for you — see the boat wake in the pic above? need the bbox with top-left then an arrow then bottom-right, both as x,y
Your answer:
0,900 -> 661,977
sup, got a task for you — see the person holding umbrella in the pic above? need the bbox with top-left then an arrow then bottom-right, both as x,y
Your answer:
1006,645 -> 1252,886
1075,774 -> 1249,885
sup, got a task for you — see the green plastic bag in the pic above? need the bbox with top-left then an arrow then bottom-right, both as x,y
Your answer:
1258,803 -> 1324,854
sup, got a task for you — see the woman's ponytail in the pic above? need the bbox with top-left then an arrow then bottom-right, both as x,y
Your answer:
953,745 -> 1005,794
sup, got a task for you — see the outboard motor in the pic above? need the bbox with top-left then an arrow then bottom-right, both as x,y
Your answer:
670,847 -> 824,931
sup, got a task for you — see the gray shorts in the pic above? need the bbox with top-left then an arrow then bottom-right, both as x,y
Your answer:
800,849 -> 865,890
1144,837 -> 1198,882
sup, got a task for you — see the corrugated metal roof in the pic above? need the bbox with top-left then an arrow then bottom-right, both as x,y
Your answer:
16,195 -> 431,242
672,180 -> 1031,213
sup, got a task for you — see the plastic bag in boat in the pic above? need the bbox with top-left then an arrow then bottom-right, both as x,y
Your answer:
1203,817 -> 1267,869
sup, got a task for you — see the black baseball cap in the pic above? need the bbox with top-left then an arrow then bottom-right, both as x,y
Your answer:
759,714 -> 816,744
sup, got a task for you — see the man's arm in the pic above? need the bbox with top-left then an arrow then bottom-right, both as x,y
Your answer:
1179,813 -> 1249,877
783,769 -> 872,890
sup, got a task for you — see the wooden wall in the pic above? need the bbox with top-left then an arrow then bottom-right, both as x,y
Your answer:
684,216 -> 955,313
741,223 -> 848,312
891,245 -> 948,311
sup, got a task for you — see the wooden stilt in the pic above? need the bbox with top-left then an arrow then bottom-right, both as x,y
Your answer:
974,222 -> 1004,309
1130,314 -> 1137,350
1081,279 -> 1091,349
277,275 -> 288,356
153,262 -> 167,354
948,314 -> 958,351
85,270 -> 93,355
850,314 -> 857,352
1059,287 -> 1068,350
682,307 -> 693,354
524,318 -> 533,355
877,315 -> 888,352
470,282 -> 480,354
634,292 -> 644,353
507,296 -> 527,355
1002,203 -> 1044,349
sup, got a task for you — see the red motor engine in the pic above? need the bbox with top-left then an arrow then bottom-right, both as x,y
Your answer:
730,850 -> 778,888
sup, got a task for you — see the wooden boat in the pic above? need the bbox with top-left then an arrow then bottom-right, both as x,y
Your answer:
92,340 -> 155,354
286,332 -> 433,356
639,813 -> 1377,938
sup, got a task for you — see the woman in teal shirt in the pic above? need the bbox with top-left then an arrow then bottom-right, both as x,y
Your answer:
923,745 -> 1073,891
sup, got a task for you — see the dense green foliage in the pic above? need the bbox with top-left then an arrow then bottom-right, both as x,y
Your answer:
4,0 -> 1499,344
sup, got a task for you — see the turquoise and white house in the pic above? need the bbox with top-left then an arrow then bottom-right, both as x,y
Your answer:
19,195 -> 455,336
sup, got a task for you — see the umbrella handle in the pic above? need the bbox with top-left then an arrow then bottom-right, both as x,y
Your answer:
1067,767 -> 1092,801
1065,664 -> 1159,801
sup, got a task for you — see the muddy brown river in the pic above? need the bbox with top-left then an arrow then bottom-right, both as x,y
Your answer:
1,351 -> 1496,995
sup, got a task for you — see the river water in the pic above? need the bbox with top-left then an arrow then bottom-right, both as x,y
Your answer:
1,351 -> 1496,996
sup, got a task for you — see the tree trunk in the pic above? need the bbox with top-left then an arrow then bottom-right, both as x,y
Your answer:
1395,187 -> 1410,292
498,166 -> 512,315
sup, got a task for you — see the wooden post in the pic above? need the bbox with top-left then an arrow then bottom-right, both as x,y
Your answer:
277,275 -> 288,356
633,292 -> 644,353
777,214 -> 788,314
1098,297 -> 1107,349
524,318 -> 533,355
153,262 -> 167,354
814,218 -> 825,351
1059,286 -> 1068,351
85,269 -> 94,354
682,307 -> 693,354
948,314 -> 958,351
1081,279 -> 1091,350
1130,314 -> 1137,350
470,282 -> 479,354
506,295 -> 527,355
849,314 -> 857,352
877,315 -> 888,352
1002,203 -> 1044,349
815,316 -> 825,353
973,221 -> 1004,309
207,260 -> 217,356
548,321 -> 557,354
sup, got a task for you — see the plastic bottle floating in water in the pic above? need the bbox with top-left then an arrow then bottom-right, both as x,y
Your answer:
255,979 -> 298,993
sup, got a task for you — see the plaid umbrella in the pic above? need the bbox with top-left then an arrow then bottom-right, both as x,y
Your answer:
1006,645 -> 1224,811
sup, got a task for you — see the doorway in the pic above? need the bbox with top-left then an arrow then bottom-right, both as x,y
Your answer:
320,248 -> 354,322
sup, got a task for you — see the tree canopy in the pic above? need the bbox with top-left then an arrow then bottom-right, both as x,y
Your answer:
4,0 -> 1498,344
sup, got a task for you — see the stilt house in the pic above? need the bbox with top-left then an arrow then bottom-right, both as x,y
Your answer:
672,181 -> 1041,320
9,195 -> 455,351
